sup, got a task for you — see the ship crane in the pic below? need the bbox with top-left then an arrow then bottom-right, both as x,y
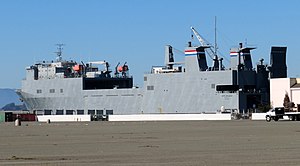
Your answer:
115,62 -> 129,77
190,27 -> 216,59
191,27 -> 219,70
114,62 -> 120,77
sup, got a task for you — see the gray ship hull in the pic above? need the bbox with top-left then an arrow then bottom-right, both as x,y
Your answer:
18,69 -> 262,116
17,34 -> 288,117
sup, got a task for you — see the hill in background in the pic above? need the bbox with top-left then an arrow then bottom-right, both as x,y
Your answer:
0,88 -> 22,109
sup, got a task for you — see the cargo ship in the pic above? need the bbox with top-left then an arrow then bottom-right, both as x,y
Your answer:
17,28 -> 288,119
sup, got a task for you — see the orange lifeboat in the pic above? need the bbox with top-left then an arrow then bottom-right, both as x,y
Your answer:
73,65 -> 80,71
118,65 -> 129,72
117,66 -> 123,72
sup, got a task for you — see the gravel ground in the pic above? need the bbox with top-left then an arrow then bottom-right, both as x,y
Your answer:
0,120 -> 300,166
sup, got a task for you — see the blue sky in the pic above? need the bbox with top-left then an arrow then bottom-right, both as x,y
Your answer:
1,0 -> 300,88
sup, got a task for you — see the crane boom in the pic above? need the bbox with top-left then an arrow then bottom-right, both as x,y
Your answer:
191,27 -> 207,46
190,27 -> 215,60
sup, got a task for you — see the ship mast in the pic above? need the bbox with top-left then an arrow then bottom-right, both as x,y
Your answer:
55,44 -> 65,62
214,16 -> 217,57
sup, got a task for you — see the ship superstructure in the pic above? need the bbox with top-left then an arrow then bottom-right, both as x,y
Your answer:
17,28 -> 288,118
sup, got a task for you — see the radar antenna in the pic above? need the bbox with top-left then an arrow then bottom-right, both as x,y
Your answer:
55,44 -> 65,62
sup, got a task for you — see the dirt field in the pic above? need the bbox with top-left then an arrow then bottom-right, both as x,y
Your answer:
0,120 -> 300,166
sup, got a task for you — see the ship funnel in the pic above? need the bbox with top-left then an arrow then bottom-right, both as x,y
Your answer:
185,46 -> 208,72
165,45 -> 174,69
230,47 -> 239,70
241,47 -> 255,70
269,46 -> 287,78
230,43 -> 255,70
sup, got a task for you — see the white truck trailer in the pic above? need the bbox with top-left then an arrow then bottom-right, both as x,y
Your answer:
266,107 -> 300,122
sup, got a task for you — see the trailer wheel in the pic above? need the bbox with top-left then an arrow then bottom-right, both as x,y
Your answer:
266,116 -> 271,122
